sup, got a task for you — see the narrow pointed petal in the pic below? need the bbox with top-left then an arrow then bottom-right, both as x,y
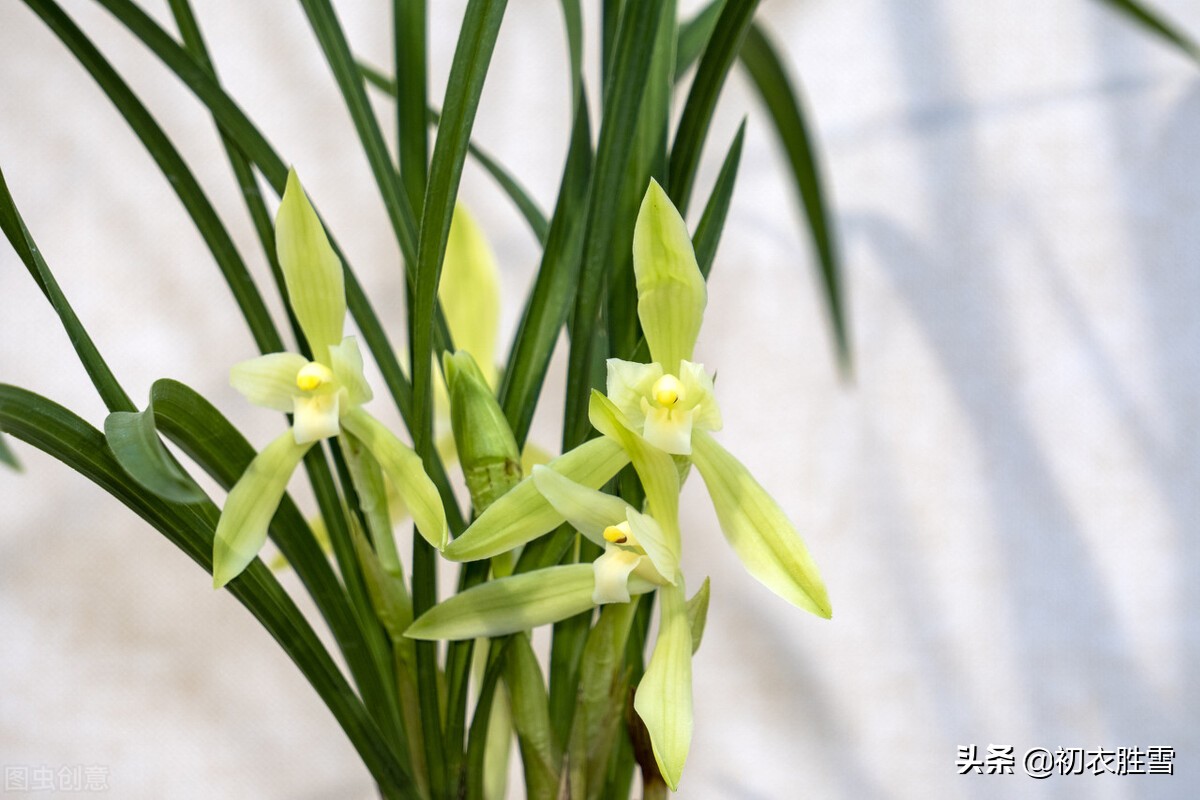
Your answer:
328,336 -> 373,407
633,179 -> 707,373
213,430 -> 312,588
276,169 -> 345,361
341,409 -> 449,550
625,508 -> 679,585
405,564 -> 597,640
531,464 -> 630,546
691,430 -> 831,618
605,358 -> 662,427
441,204 -> 501,387
292,392 -> 340,444
444,437 -> 630,561
230,352 -> 307,412
588,391 -> 682,557
592,547 -> 643,604
679,360 -> 722,432
634,583 -> 693,790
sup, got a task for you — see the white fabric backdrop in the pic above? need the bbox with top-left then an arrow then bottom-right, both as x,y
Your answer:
2,1 -> 1199,798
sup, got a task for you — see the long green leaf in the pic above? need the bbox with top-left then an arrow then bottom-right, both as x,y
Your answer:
667,0 -> 759,215
0,431 -> 21,471
358,62 -> 550,244
740,22 -> 849,372
1094,0 -> 1200,63
559,0 -> 584,105
22,0 -> 284,357
563,0 -> 668,450
674,0 -> 723,76
498,96 -> 593,447
692,118 -> 745,279
394,0 -> 429,215
0,165 -> 132,414
0,385 -> 413,798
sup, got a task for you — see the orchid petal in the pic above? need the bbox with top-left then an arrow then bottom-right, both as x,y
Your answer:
690,430 -> 831,618
679,360 -> 722,432
441,204 -> 501,388
405,564 -> 597,640
341,409 -> 448,550
592,547 -> 643,604
634,582 -> 693,790
276,169 -> 345,361
625,507 -> 679,585
328,336 -> 373,407
292,392 -> 340,444
213,429 -> 313,588
605,358 -> 661,428
641,403 -> 694,455
444,437 -> 630,562
531,464 -> 630,547
588,391 -> 682,560
230,352 -> 307,412
633,179 -> 707,373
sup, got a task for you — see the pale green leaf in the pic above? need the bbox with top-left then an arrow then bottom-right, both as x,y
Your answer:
690,430 -> 831,617
506,633 -> 560,799
633,179 -> 707,373
105,405 -> 205,504
276,169 -> 346,362
441,205 -> 501,387
686,576 -> 711,654
405,564 -> 596,640
340,408 -> 448,550
350,518 -> 412,640
633,583 -> 693,790
213,429 -> 313,588
443,437 -> 630,561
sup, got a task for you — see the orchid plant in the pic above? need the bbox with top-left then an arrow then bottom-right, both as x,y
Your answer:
2,0 -> 1185,798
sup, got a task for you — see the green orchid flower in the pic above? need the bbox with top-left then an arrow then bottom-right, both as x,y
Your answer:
405,471 -> 694,789
213,170 -> 447,588
444,179 -> 830,618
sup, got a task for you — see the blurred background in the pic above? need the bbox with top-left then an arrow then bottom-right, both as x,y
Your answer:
3,1 -> 1199,797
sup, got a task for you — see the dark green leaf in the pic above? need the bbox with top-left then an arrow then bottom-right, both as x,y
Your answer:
1095,0 -> 1200,63
104,406 -> 205,504
394,0 -> 430,215
693,118 -> 745,279
740,22 -> 850,372
0,384 -> 413,798
674,0 -> 723,76
668,0 -> 759,215
559,0 -> 584,103
0,431 -> 20,471
563,0 -> 668,450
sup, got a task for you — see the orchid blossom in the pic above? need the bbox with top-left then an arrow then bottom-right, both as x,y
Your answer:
212,170 -> 447,588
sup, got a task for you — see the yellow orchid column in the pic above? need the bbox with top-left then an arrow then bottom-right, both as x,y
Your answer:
212,170 -> 447,588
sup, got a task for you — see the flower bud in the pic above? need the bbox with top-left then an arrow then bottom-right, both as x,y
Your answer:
443,350 -> 522,513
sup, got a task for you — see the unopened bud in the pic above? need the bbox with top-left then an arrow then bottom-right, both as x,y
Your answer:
443,350 -> 522,513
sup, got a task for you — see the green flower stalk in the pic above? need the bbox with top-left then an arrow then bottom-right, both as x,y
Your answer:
212,170 -> 447,588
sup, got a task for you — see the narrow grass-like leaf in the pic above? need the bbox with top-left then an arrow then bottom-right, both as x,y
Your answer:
668,0 -> 759,215
499,96 -> 592,446
564,0 -> 667,449
740,22 -> 850,372
104,406 -> 206,504
692,119 -> 745,279
1094,0 -> 1200,63
394,0 -> 429,214
358,63 -> 550,243
674,0 -> 723,76
0,432 -> 21,471
559,0 -> 584,104
0,385 -> 413,797
0,165 -> 132,413
23,0 -> 284,357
